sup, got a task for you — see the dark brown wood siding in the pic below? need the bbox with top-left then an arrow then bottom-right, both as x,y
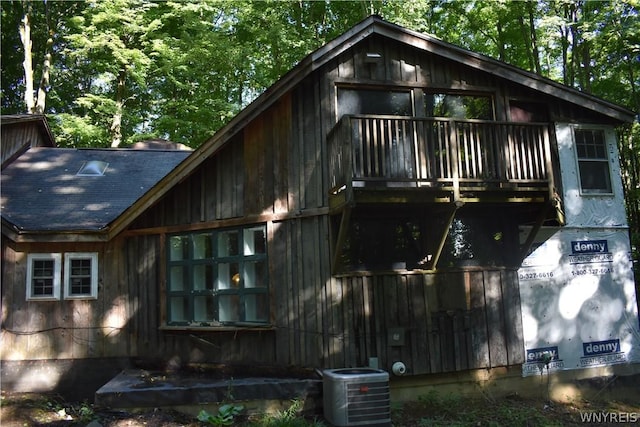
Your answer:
118,35 -> 550,373
1,120 -> 54,166
0,239 -> 131,360
116,219 -> 524,373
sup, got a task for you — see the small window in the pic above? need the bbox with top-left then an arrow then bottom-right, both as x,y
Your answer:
575,129 -> 612,194
167,224 -> 269,327
64,253 -> 99,299
425,93 -> 494,120
26,254 -> 62,300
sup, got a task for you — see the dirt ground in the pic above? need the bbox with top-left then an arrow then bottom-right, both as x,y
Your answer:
0,391 -> 199,427
1,390 -> 639,426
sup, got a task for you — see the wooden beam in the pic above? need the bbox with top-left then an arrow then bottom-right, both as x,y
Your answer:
518,201 -> 553,264
120,207 -> 330,237
431,201 -> 464,269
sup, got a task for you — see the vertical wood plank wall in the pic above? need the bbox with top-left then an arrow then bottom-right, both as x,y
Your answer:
1,121 -> 51,165
1,240 -> 131,361
126,36 -> 528,370
116,220 -> 525,373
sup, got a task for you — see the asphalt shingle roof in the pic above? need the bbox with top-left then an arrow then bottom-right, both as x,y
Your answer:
1,147 -> 190,232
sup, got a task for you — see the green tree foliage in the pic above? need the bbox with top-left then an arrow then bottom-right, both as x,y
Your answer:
3,0 -> 637,144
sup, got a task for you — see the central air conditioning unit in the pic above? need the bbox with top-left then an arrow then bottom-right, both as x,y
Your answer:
322,368 -> 390,426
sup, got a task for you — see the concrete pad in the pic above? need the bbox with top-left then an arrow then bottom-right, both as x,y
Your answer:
94,369 -> 322,410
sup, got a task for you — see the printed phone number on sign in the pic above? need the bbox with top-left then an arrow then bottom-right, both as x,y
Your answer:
518,271 -> 554,281
571,267 -> 613,276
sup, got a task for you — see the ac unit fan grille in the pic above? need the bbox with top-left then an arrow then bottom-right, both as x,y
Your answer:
346,381 -> 390,423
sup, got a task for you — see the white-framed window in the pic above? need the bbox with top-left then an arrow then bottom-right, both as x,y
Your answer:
64,253 -> 99,299
167,224 -> 269,327
25,252 -> 99,301
26,253 -> 62,300
574,128 -> 612,194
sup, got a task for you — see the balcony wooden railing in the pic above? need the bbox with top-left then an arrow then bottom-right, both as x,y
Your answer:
328,115 -> 554,201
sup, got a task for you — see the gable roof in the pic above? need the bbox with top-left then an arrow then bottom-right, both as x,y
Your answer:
1,114 -> 56,167
106,16 -> 635,239
0,114 -> 56,144
1,147 -> 189,241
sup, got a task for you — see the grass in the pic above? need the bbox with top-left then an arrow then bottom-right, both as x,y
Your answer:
2,390 -> 639,426
390,390 -> 640,426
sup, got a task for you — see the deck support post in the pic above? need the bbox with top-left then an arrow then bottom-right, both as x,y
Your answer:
431,200 -> 464,269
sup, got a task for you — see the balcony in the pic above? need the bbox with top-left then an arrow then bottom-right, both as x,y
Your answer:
328,115 -> 556,208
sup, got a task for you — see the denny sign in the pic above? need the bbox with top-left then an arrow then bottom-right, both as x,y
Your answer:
518,231 -> 639,377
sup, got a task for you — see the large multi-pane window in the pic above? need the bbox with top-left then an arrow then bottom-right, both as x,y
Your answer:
574,128 -> 612,194
167,224 -> 269,326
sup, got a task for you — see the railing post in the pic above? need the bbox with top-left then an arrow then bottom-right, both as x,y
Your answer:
449,120 -> 461,201
345,116 -> 354,199
542,124 -> 555,201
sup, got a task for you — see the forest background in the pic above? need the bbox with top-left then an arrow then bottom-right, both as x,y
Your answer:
1,0 -> 639,277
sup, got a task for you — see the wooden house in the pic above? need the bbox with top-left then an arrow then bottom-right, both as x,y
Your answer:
1,114 -> 55,167
2,16 -> 638,396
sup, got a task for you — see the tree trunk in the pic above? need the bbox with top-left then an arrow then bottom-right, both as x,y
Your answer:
19,0 -> 35,113
110,68 -> 126,148
35,0 -> 53,115
35,50 -> 51,114
527,2 -> 541,75
568,3 -> 579,89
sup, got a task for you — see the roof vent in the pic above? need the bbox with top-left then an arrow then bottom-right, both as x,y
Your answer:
77,160 -> 109,176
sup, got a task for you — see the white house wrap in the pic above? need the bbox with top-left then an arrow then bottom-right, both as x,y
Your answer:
519,123 -> 639,376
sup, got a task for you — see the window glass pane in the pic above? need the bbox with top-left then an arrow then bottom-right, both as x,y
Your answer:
170,297 -> 189,322
440,214 -> 516,267
244,226 -> 266,255
170,266 -> 186,291
193,264 -> 213,290
70,277 -> 92,295
169,236 -> 189,260
576,145 -> 587,158
338,89 -> 412,117
218,230 -> 239,257
575,129 -> 611,193
70,258 -> 92,276
217,263 -> 240,289
193,234 -> 212,259
33,259 -> 54,277
218,295 -> 240,322
579,161 -> 612,193
575,129 -> 607,160
244,261 -> 267,288
68,258 -> 92,295
509,100 -> 549,122
342,216 -> 428,270
244,294 -> 269,322
194,296 -> 215,322
32,260 -> 55,296
425,94 -> 493,120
